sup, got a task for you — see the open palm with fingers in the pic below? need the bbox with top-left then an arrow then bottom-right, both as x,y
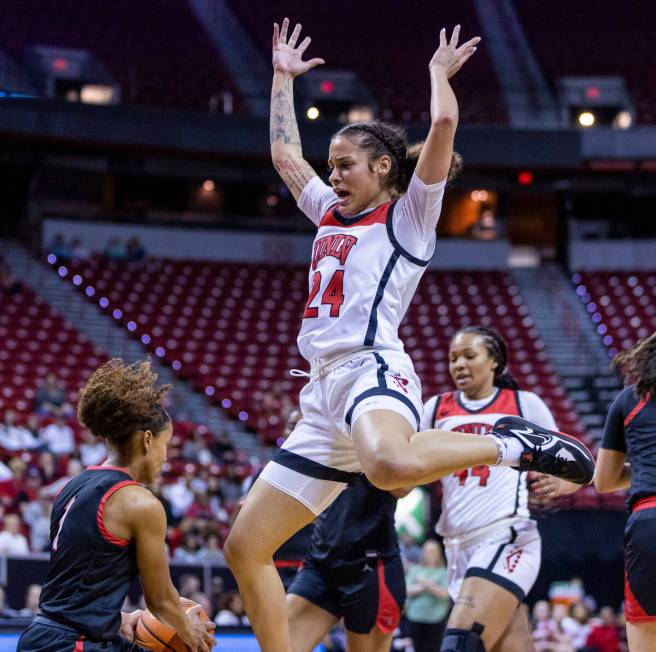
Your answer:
272,17 -> 325,77
430,25 -> 481,78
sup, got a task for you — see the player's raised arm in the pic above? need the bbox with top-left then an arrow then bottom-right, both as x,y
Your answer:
270,18 -> 325,200
414,25 -> 480,184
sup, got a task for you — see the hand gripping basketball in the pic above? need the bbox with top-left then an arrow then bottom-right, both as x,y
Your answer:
135,597 -> 216,652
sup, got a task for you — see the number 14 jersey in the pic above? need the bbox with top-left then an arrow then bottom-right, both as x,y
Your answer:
296,175 -> 445,363
421,388 -> 557,538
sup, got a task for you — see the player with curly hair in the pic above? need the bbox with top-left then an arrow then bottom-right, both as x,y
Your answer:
17,359 -> 214,652
595,333 -> 656,652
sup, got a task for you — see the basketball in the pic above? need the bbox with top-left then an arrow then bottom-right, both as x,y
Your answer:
135,597 -> 215,651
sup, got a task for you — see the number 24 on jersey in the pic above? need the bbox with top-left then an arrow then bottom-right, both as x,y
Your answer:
303,270 -> 345,319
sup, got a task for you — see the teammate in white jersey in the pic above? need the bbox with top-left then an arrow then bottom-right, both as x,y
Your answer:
225,18 -> 594,652
422,326 -> 579,651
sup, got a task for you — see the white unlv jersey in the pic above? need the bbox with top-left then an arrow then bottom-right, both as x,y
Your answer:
296,175 -> 445,362
421,388 -> 558,538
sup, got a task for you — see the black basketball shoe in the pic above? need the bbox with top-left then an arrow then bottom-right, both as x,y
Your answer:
489,416 -> 595,485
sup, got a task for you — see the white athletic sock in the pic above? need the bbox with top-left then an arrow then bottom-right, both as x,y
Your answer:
484,434 -> 525,466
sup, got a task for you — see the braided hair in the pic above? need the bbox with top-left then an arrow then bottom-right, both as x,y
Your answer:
452,325 -> 520,390
333,121 -> 463,195
612,332 -> 656,401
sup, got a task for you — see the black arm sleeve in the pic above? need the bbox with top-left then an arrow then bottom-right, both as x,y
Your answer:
601,391 -> 628,452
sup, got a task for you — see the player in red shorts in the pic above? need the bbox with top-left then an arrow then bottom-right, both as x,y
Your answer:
595,333 -> 656,652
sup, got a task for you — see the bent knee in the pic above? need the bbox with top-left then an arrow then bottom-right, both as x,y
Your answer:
361,455 -> 401,490
224,528 -> 261,570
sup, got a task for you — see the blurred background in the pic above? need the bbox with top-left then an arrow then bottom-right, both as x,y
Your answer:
0,0 -> 653,650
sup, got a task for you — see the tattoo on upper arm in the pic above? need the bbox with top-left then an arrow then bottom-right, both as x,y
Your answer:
455,596 -> 476,608
273,157 -> 316,196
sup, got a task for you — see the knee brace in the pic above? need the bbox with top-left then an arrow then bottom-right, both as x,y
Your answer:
439,622 -> 486,652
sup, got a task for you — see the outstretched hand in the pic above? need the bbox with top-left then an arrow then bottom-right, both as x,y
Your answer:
528,471 -> 581,507
430,25 -> 480,78
272,18 -> 325,77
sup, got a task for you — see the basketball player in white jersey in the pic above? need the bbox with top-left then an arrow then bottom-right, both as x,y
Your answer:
422,326 -> 580,651
225,19 -> 594,652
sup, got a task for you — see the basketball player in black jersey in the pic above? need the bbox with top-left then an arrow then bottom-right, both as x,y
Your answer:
595,333 -> 656,652
17,359 -> 214,652
287,477 -> 409,652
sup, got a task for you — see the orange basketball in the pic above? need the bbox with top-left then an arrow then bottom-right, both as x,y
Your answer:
135,597 -> 215,651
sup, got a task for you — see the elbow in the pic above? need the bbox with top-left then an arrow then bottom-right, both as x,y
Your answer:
431,113 -> 457,130
593,475 -> 611,493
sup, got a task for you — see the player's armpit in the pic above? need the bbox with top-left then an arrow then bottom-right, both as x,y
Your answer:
273,155 -> 318,201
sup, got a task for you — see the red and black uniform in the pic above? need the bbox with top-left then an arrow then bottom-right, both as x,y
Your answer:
601,386 -> 656,622
288,474 -> 405,635
18,466 -> 144,651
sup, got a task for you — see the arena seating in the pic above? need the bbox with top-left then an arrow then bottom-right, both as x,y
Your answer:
573,271 -> 656,358
228,0 -> 506,124
0,285 -> 105,423
514,0 -> 656,124
0,0 -> 242,112
54,257 -> 587,445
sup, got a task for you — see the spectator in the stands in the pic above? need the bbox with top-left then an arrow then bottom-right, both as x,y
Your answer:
70,238 -> 90,261
41,458 -> 82,498
0,585 -> 16,617
215,593 -> 249,627
104,238 -> 128,260
0,458 -> 28,510
47,234 -> 72,260
20,467 -> 44,504
561,602 -> 593,649
21,494 -> 52,553
25,414 -> 41,442
182,432 -> 213,465
399,532 -> 422,565
14,584 -> 41,618
173,532 -> 201,563
34,451 -> 58,486
0,459 -> 11,482
405,539 -> 450,652
532,600 -> 574,652
33,373 -> 73,417
0,257 -> 21,295
79,428 -> 107,467
197,533 -> 226,565
39,413 -> 75,455
178,574 -> 202,599
258,381 -> 293,442
211,430 -> 234,461
0,514 -> 30,556
126,237 -> 146,262
218,466 -> 243,502
164,475 -> 195,521
585,606 -> 621,652
0,410 -> 40,451
185,490 -> 228,524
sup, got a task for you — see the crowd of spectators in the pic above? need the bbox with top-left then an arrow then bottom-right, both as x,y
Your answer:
47,234 -> 146,263
532,599 -> 627,652
0,367 -> 252,570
